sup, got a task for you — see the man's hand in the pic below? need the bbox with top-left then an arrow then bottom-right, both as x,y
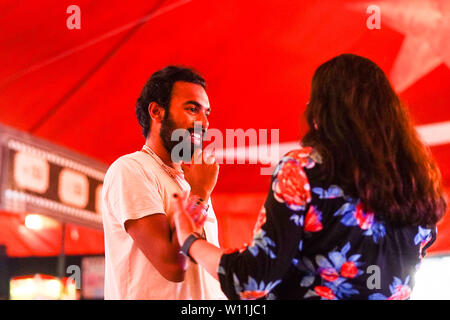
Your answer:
182,148 -> 219,200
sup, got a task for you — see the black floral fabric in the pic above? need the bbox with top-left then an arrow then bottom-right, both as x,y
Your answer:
218,148 -> 436,300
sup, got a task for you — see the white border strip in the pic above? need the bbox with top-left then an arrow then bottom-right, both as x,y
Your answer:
7,139 -> 105,181
416,121 -> 450,146
4,189 -> 102,225
215,121 -> 450,164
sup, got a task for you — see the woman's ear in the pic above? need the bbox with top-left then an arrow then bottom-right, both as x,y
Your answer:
148,102 -> 165,123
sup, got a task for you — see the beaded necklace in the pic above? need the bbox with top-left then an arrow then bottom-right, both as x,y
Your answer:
141,144 -> 185,190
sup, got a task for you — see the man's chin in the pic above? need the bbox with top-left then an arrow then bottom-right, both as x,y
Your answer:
166,143 -> 200,162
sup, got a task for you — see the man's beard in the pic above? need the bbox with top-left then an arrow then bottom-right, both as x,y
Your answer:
159,113 -> 199,162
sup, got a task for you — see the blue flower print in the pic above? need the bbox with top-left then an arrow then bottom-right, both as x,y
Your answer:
248,229 -> 277,259
233,274 -> 281,300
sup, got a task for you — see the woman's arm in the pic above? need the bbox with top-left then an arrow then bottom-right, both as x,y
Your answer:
188,239 -> 224,281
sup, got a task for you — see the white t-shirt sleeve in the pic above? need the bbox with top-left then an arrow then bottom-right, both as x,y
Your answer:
104,157 -> 165,229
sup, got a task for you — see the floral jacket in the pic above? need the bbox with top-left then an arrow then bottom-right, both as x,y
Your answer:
218,147 -> 436,300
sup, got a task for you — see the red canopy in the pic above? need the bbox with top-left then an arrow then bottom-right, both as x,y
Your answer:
0,0 -> 448,256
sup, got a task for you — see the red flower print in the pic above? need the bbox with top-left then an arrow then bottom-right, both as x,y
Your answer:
354,203 -> 374,230
239,290 -> 268,300
253,206 -> 267,236
420,236 -> 432,259
320,268 -> 339,282
285,147 -> 313,167
387,285 -> 412,300
314,286 -> 336,300
274,161 -> 311,208
340,261 -> 358,278
305,206 -> 323,232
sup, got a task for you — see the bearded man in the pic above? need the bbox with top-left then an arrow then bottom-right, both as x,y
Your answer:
102,66 -> 225,300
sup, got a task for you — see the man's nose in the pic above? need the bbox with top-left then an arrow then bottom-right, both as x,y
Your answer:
197,111 -> 209,130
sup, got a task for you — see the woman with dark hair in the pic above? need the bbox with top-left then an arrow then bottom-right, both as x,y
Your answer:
173,54 -> 447,300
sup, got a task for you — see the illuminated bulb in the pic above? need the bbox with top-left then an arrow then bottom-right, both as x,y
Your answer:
24,214 -> 60,230
44,279 -> 62,299
10,278 -> 37,300
25,214 -> 44,230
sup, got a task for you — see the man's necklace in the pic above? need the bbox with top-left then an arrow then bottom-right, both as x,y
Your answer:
141,144 -> 185,190
141,144 -> 209,237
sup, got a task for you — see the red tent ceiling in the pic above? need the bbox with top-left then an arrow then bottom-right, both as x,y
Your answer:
0,0 -> 449,255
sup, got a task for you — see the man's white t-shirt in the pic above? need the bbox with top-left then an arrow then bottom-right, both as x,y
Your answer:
102,150 -> 226,300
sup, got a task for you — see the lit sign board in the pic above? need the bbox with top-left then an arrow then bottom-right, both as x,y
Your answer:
0,124 -> 107,229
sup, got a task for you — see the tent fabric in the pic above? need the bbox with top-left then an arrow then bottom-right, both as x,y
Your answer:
0,211 -> 104,257
0,0 -> 449,256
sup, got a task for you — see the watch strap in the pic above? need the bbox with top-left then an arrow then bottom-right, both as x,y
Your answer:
180,232 -> 204,264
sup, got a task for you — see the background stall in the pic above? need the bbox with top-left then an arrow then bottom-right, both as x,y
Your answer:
0,124 -> 105,299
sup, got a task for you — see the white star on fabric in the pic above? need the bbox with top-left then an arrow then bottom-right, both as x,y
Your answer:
351,0 -> 450,92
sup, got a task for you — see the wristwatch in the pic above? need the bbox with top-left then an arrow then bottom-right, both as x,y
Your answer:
180,232 -> 204,264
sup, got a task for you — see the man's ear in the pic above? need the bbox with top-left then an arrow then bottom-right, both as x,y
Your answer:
148,102 -> 165,123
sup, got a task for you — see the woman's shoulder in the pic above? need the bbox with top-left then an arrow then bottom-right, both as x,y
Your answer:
282,146 -> 322,167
